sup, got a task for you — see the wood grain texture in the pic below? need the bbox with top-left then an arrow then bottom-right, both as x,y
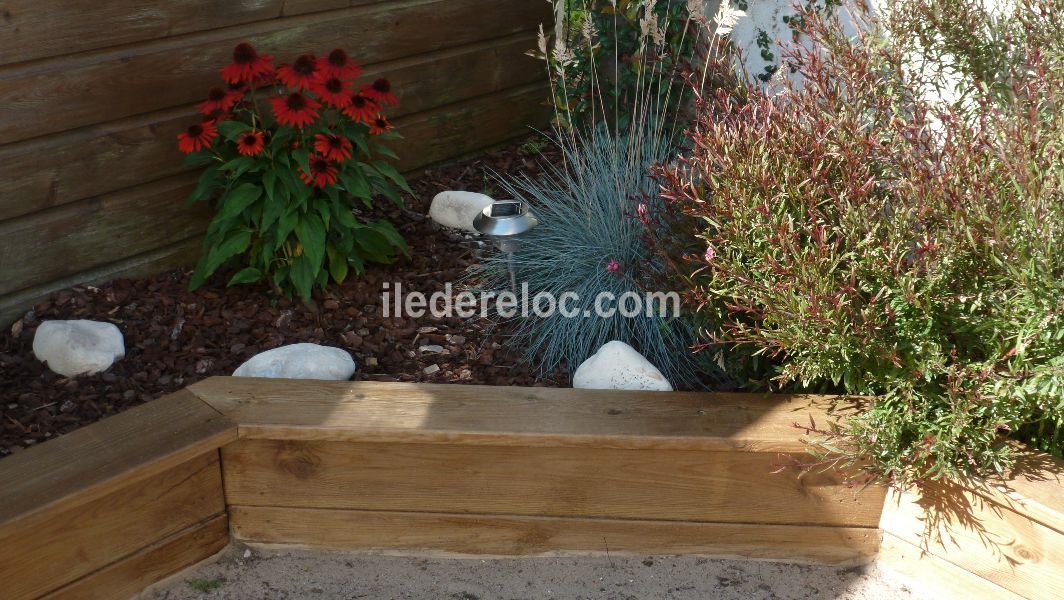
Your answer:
0,0 -> 283,66
0,31 -> 543,222
221,439 -> 885,527
0,174 -> 209,296
879,483 -> 1064,600
878,533 -> 1023,600
0,0 -> 548,144
42,514 -> 229,600
958,447 -> 1064,535
0,389 -> 235,528
230,506 -> 882,564
0,234 -> 201,328
190,378 -> 851,452
0,452 -> 225,600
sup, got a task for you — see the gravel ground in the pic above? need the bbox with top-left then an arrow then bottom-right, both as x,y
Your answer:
0,141 -> 566,458
141,545 -> 922,600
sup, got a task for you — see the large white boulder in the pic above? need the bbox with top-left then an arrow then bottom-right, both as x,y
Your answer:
428,191 -> 495,232
572,340 -> 673,392
233,343 -> 356,380
33,319 -> 125,377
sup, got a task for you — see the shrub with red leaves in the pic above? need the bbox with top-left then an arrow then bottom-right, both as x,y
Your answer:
655,1 -> 1064,484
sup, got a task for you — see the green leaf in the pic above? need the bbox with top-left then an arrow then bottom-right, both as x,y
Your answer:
217,183 -> 262,221
326,244 -> 349,283
289,255 -> 317,301
339,169 -> 373,203
295,213 -> 326,269
204,229 -> 252,275
354,227 -> 394,263
227,267 -> 263,286
275,208 -> 299,249
292,148 -> 311,176
217,120 -> 252,141
219,156 -> 258,179
372,160 -> 412,194
187,165 -> 222,205
370,219 -> 408,255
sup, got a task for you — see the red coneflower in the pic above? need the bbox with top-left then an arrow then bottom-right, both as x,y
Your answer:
270,92 -> 321,128
317,48 -> 362,80
176,121 -> 218,154
198,86 -> 240,116
361,78 -> 398,106
221,43 -> 274,85
341,93 -> 379,124
237,131 -> 266,156
299,154 -> 339,188
314,133 -> 353,162
277,54 -> 320,91
312,76 -> 353,108
368,114 -> 393,135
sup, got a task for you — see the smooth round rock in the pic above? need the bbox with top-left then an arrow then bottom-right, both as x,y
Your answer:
32,320 -> 125,377
428,191 -> 495,232
572,340 -> 673,392
233,343 -> 356,380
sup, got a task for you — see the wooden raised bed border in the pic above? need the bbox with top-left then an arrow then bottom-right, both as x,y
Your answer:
0,378 -> 1060,600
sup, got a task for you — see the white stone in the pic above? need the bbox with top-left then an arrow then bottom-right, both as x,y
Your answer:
32,320 -> 125,377
232,343 -> 355,380
428,191 -> 495,232
572,341 -> 673,392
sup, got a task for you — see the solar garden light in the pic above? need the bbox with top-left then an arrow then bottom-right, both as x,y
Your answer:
473,200 -> 539,292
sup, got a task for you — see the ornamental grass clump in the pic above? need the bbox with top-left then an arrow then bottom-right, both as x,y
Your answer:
657,1 -> 1064,483
178,43 -> 410,301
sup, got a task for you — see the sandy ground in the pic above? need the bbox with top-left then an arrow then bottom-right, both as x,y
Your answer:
140,544 -> 924,600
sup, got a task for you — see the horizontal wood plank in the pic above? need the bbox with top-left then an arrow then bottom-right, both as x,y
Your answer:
0,451 -> 226,600
0,174 -> 210,296
231,506 -> 881,564
879,483 -> 1064,600
191,378 -> 850,452
0,234 -> 201,328
0,389 -> 235,528
0,0 -> 549,144
877,533 -> 1023,600
221,439 -> 885,527
0,1 -> 283,67
0,32 -> 543,223
43,514 -> 230,600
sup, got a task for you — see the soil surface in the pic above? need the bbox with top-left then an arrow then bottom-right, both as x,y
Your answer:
0,140 -> 565,458
141,545 -> 921,600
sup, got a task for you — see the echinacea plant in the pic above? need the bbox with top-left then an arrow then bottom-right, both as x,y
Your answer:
178,43 -> 410,301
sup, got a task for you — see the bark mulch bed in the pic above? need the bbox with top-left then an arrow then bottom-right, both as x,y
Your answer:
0,140 -> 565,458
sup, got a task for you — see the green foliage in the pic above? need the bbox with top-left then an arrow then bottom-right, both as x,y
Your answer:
187,578 -> 223,592
657,1 -> 1064,483
536,0 -> 698,130
182,49 -> 409,302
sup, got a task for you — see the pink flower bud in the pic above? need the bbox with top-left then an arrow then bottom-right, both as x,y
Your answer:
704,245 -> 716,263
606,259 -> 621,273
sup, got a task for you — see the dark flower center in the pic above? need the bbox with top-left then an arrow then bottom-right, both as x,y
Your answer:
241,134 -> 258,146
327,136 -> 343,148
207,87 -> 227,101
286,94 -> 307,111
372,78 -> 391,93
311,157 -> 330,171
374,117 -> 386,127
188,124 -> 204,136
351,95 -> 367,107
233,43 -> 257,64
328,49 -> 349,67
324,78 -> 343,93
293,55 -> 317,75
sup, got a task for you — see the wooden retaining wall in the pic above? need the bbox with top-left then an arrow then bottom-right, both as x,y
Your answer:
189,378 -> 888,563
2,378 -> 1059,599
0,391 -> 236,600
0,0 -> 551,326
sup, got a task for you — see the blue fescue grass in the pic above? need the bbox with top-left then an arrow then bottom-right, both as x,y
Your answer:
467,123 -> 729,389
